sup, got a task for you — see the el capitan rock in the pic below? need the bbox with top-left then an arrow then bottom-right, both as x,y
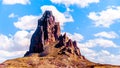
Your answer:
1,10 -> 120,68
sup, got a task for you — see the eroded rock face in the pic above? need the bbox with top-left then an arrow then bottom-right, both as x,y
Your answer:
25,11 -> 60,55
24,10 -> 81,57
37,11 -> 61,44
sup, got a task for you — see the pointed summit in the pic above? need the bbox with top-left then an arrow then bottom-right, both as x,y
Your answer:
24,10 -> 61,56
43,10 -> 53,18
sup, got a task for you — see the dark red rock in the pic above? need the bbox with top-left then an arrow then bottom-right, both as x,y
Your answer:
0,63 -> 5,68
73,41 -> 81,56
55,34 -> 81,57
24,11 -> 61,56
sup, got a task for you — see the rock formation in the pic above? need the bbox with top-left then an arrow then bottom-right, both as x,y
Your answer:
1,10 -> 120,68
24,10 -> 81,58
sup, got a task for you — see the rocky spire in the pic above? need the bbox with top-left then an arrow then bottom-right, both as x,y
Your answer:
24,10 -> 81,57
37,10 -> 61,45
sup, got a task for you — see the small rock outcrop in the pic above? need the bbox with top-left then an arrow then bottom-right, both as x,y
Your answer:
24,10 -> 81,57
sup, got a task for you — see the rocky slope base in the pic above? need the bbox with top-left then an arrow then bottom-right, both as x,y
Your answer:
1,54 -> 120,68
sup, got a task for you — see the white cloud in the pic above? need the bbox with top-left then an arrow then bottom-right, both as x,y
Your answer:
0,50 -> 26,58
80,48 -> 97,60
0,29 -> 35,63
41,5 -> 74,27
14,15 -> 39,30
0,34 -> 13,50
88,6 -> 120,27
12,31 -> 31,49
0,57 -> 6,63
14,5 -> 73,30
0,50 -> 26,63
95,50 -> 120,65
94,31 -> 119,39
66,32 -> 84,42
78,38 -> 117,48
79,47 -> 120,65
0,30 -> 33,63
50,0 -> 100,8
0,30 -> 33,51
2,0 -> 30,5
8,13 -> 17,18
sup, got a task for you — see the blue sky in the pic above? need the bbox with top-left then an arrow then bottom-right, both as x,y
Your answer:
0,0 -> 120,65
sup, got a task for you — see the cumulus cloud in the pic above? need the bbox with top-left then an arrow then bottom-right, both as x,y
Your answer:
66,32 -> 84,42
14,5 -> 73,30
8,13 -> 17,18
50,0 -> 100,8
0,50 -> 26,63
0,50 -> 26,58
78,38 -> 117,48
80,47 -> 97,60
0,30 -> 33,51
41,5 -> 74,26
88,6 -> 120,27
2,0 -> 30,5
79,47 -> 120,65
14,15 -> 39,30
0,57 -> 6,63
0,30 -> 33,63
0,34 -> 13,50
95,50 -> 120,65
77,36 -> 120,65
94,31 -> 119,39
12,30 -> 32,51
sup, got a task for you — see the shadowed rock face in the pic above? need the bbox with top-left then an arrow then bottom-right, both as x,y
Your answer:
24,10 -> 81,57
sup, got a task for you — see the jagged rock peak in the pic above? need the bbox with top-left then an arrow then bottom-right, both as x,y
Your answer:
38,10 -> 61,42
42,10 -> 53,19
24,10 -> 61,56
24,10 -> 81,57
